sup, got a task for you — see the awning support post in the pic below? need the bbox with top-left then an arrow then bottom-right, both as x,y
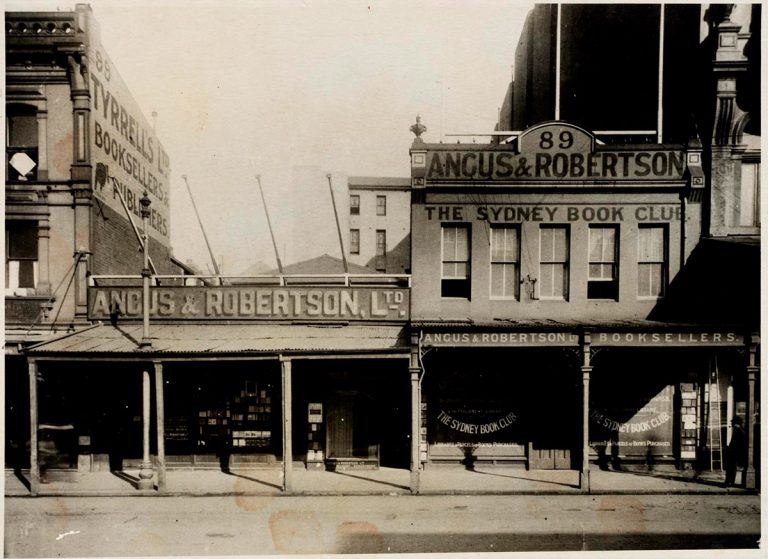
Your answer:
29,359 -> 40,496
154,361 -> 166,492
409,332 -> 422,494
281,356 -> 293,493
745,334 -> 759,490
137,368 -> 154,490
580,332 -> 592,494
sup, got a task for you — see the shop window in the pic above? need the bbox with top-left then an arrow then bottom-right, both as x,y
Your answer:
539,226 -> 569,299
588,226 -> 619,300
6,104 -> 38,181
350,194 -> 360,215
441,225 -> 470,298
739,158 -> 760,227
376,195 -> 387,216
350,229 -> 360,255
6,221 -> 38,295
637,225 -> 667,298
375,229 -> 386,271
490,226 -> 520,299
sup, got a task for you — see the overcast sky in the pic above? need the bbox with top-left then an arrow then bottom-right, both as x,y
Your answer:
11,0 -> 533,274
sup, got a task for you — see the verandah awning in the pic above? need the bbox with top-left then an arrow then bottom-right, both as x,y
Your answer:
25,322 -> 408,356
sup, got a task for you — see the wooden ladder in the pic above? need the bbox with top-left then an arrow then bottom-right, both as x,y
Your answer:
708,356 -> 724,472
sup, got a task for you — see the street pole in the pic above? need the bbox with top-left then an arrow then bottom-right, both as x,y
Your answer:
326,174 -> 349,274
138,192 -> 154,490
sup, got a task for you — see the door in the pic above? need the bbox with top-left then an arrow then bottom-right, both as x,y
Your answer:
527,366 -> 577,470
326,399 -> 354,458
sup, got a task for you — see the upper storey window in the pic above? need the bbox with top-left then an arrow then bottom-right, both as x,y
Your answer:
6,221 -> 38,295
588,226 -> 619,300
350,194 -> 360,215
539,226 -> 570,300
490,226 -> 520,299
6,104 -> 38,181
637,225 -> 667,298
376,195 -> 387,216
441,225 -> 470,299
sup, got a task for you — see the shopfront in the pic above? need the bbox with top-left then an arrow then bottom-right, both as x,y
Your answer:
21,279 -> 410,494
412,323 -> 757,488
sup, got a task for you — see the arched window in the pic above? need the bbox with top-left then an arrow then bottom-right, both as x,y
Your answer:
6,103 -> 38,181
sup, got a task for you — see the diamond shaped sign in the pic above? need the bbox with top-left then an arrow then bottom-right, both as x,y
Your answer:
9,152 -> 37,177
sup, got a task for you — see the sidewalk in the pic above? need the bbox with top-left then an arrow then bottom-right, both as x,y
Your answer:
5,465 -> 748,497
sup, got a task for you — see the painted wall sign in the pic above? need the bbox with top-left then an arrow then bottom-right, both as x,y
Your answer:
416,123 -> 685,183
590,385 -> 674,458
87,20 -> 171,245
88,286 -> 409,321
436,410 -> 518,435
424,204 -> 681,222
422,332 -> 580,347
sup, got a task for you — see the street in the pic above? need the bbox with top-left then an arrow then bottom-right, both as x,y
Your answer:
4,493 -> 761,555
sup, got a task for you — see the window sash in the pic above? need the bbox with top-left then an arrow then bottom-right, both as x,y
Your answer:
375,230 -> 386,256
637,226 -> 666,297
376,196 -> 386,216
350,195 -> 360,215
588,227 -> 617,280
540,227 -> 568,263
490,262 -> 519,298
350,230 -> 360,254
442,226 -> 470,279
539,262 -> 567,298
490,227 -> 519,263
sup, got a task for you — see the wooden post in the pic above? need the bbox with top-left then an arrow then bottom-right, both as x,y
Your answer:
281,357 -> 293,493
745,334 -> 759,489
137,369 -> 154,490
29,359 -> 39,496
154,361 -> 166,492
580,332 -> 592,493
409,332 -> 421,494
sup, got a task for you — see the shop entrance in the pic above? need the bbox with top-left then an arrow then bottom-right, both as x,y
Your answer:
527,362 -> 578,470
326,391 -> 379,466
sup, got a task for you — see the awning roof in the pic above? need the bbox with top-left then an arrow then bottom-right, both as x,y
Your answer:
411,318 -> 746,331
25,323 -> 408,356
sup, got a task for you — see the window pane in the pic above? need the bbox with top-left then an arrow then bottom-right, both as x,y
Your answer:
540,228 -> 554,262
638,264 -> 651,296
490,229 -> 504,261
443,228 -> 456,260
504,229 -> 519,261
18,261 -> 36,288
553,228 -> 568,261
639,227 -> 663,261
589,264 -> 602,279
454,262 -> 468,278
604,229 -> 615,260
454,228 -> 469,260
8,115 -> 37,147
649,263 -> 663,296
540,264 -> 554,297
490,263 -> 504,297
589,229 -> 603,261
8,223 -> 37,259
551,264 -> 565,298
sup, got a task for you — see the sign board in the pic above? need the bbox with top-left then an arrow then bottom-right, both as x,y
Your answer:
413,122 -> 685,183
421,331 -> 742,347
422,331 -> 580,347
87,17 -> 171,245
88,286 -> 409,321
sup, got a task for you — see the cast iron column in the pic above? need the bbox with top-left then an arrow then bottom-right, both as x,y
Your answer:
580,332 -> 592,493
154,361 -> 166,492
29,359 -> 39,496
281,357 -> 293,493
409,332 -> 421,494
138,368 -> 154,490
745,334 -> 759,489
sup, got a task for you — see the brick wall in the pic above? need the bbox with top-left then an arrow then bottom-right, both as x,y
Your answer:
92,203 -> 180,276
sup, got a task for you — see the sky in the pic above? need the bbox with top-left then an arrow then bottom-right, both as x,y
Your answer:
10,0 -> 534,274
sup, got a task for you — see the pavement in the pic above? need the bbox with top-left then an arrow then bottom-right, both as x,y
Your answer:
4,464 -> 750,497
4,493 -> 762,555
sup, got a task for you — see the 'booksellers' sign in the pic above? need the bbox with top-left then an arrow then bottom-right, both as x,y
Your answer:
88,286 -> 409,322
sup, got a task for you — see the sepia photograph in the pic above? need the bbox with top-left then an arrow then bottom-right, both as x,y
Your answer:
3,1 -> 762,556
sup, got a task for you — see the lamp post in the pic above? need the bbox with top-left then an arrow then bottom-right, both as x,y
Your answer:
137,191 -> 154,490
